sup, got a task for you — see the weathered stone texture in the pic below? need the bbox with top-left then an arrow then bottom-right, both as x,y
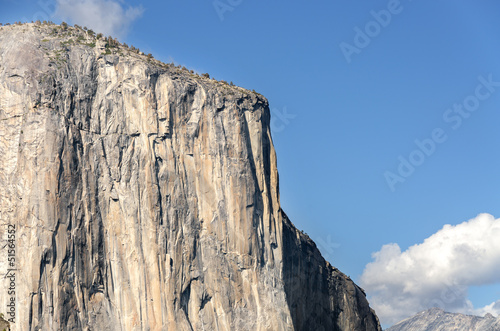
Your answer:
0,23 -> 381,331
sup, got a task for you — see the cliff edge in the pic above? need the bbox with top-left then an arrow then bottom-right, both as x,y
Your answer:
0,22 -> 381,331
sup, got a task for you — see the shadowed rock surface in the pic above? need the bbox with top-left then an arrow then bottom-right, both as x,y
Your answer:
0,23 -> 381,331
387,308 -> 500,331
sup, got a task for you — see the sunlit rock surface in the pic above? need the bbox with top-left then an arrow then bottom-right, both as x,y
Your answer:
0,23 -> 381,331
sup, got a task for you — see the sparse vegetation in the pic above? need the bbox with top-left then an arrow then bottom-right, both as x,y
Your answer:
60,39 -> 74,47
1,22 -> 253,96
105,36 -> 118,48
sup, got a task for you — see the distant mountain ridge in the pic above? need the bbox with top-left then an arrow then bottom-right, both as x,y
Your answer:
387,307 -> 500,331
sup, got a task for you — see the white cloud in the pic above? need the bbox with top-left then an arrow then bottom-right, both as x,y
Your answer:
360,213 -> 500,325
54,0 -> 143,38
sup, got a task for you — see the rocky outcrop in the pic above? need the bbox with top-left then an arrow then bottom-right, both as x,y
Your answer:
0,315 -> 10,331
387,308 -> 500,331
0,23 -> 381,331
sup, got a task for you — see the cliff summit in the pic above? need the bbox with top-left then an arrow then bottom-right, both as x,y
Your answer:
0,22 -> 381,331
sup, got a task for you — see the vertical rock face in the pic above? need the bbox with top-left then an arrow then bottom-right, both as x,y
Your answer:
0,23 -> 381,331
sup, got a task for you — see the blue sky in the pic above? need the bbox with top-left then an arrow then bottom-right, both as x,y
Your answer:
3,0 -> 500,327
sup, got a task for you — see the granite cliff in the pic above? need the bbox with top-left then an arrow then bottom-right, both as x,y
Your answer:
387,308 -> 500,331
0,23 -> 381,331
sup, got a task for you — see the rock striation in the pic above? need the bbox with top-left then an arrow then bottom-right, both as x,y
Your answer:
0,23 -> 381,331
387,308 -> 500,331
